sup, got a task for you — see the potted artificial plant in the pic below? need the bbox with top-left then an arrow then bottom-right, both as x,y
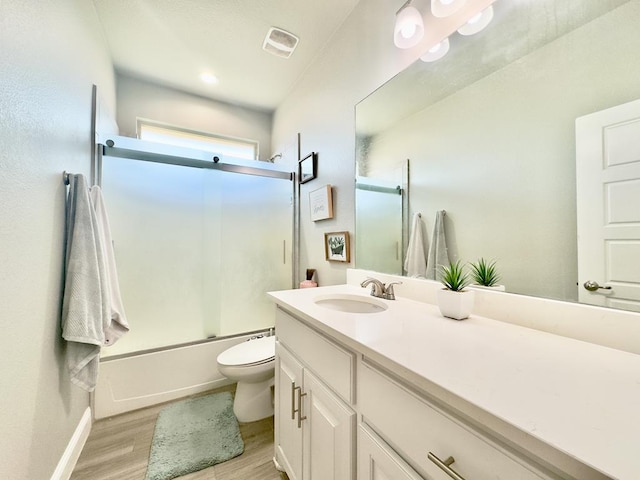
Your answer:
437,260 -> 474,320
469,258 -> 505,291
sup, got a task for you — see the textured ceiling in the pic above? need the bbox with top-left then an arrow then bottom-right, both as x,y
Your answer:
92,0 -> 361,111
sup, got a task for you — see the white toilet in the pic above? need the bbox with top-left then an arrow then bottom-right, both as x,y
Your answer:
217,335 -> 276,423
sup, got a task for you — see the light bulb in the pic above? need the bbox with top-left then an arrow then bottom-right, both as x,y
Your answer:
457,5 -> 494,35
420,37 -> 450,62
401,23 -> 417,39
394,5 -> 425,49
200,73 -> 218,85
431,0 -> 466,18
467,12 -> 483,25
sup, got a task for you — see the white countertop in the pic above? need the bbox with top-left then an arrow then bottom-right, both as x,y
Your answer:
268,284 -> 640,480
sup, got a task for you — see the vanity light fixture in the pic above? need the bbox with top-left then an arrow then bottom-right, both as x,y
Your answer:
420,37 -> 450,62
457,5 -> 494,36
431,0 -> 467,18
394,0 -> 425,49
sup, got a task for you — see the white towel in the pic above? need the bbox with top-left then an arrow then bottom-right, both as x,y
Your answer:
404,213 -> 427,277
61,174 -> 109,392
425,210 -> 449,280
90,185 -> 129,346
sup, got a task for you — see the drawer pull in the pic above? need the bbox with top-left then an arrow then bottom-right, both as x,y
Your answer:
428,452 -> 466,480
296,386 -> 307,428
290,382 -> 297,420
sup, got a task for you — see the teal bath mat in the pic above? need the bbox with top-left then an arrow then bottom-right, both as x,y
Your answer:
145,392 -> 244,480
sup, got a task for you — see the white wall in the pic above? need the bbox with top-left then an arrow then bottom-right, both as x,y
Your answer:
116,74 -> 274,161
0,1 -> 116,478
271,0 -> 494,286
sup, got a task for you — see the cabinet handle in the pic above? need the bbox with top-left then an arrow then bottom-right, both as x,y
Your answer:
296,386 -> 307,429
290,382 -> 297,420
428,452 -> 466,480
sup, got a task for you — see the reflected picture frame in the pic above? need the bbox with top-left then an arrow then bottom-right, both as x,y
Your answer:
325,231 -> 350,263
299,152 -> 317,184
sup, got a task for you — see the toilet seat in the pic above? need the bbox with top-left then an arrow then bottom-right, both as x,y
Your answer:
217,335 -> 275,367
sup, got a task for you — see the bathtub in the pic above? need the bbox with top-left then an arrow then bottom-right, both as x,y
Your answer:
92,332 -> 264,419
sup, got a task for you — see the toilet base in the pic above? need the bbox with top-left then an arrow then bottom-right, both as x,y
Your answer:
233,378 -> 274,423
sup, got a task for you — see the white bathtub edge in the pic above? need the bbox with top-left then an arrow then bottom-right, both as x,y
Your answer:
93,335 -> 256,419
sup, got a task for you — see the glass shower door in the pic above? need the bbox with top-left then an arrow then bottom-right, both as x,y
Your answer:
100,155 -> 292,357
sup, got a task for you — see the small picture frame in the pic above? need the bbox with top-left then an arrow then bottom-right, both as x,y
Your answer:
309,184 -> 333,222
325,231 -> 350,263
299,152 -> 317,184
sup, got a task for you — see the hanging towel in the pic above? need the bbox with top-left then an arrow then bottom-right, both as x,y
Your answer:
425,210 -> 450,280
90,185 -> 129,346
404,213 -> 427,277
61,174 -> 109,392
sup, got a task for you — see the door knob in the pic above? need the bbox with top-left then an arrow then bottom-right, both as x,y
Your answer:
583,280 -> 612,292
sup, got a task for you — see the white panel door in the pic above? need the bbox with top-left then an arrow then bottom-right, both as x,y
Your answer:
576,98 -> 640,312
275,343 -> 304,480
303,369 -> 355,480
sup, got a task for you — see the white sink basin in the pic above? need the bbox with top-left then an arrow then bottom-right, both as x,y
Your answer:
314,294 -> 388,314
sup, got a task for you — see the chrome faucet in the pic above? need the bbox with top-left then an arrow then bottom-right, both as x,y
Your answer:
360,278 -> 402,300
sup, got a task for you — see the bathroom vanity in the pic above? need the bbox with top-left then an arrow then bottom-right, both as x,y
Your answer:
269,276 -> 640,480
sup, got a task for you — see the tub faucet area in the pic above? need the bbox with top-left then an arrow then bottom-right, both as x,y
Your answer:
360,278 -> 402,300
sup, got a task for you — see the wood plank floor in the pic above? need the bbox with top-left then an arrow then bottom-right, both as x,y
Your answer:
71,385 -> 288,480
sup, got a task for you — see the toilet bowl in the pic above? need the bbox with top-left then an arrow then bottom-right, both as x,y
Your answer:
217,335 -> 276,423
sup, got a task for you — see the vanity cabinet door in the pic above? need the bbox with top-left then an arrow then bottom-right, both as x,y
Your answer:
303,368 -> 355,480
275,342 -> 304,480
358,424 -> 425,480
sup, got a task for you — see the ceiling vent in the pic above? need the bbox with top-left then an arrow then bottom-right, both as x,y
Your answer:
262,27 -> 299,59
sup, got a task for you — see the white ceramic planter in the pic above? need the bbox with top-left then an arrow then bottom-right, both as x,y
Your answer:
436,288 -> 475,320
470,284 -> 506,292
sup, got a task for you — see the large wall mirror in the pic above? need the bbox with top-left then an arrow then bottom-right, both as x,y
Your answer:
355,0 -> 640,313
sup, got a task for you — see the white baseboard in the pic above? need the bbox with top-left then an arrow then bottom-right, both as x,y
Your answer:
50,407 -> 92,480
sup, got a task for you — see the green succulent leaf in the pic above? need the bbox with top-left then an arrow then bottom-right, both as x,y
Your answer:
439,260 -> 470,292
469,258 -> 500,287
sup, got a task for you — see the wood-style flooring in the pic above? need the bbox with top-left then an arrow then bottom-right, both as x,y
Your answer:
71,385 -> 288,480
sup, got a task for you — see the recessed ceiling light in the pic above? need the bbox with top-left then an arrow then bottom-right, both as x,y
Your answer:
200,73 -> 219,85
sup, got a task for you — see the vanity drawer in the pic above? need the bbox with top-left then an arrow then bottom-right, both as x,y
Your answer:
276,307 -> 355,403
358,361 -> 552,480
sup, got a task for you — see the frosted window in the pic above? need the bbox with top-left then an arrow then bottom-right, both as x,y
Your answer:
139,121 -> 258,160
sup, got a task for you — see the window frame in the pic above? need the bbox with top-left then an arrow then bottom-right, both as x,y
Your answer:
136,118 -> 259,161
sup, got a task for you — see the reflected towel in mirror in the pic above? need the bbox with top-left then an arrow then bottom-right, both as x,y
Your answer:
425,210 -> 449,280
404,212 -> 427,277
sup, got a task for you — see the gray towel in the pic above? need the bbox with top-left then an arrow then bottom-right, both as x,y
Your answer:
61,174 -> 109,392
90,185 -> 129,345
425,210 -> 449,280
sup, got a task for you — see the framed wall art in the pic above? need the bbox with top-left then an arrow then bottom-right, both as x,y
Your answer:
324,231 -> 350,263
299,151 -> 317,184
309,184 -> 333,222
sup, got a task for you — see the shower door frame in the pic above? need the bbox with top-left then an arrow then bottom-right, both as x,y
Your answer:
98,136 -> 299,291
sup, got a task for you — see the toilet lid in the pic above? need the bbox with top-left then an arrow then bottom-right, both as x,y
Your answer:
217,335 -> 275,367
